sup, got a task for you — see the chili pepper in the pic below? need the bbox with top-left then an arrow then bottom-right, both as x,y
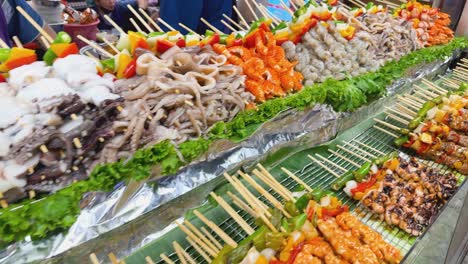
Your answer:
310,188 -> 333,201
331,171 -> 354,190
350,176 -> 376,195
294,193 -> 312,211
417,101 -> 436,118
286,242 -> 304,264
252,226 -> 269,250
270,208 -> 283,230
175,38 -> 186,48
284,201 -> 300,217
122,58 -> 137,79
395,135 -> 411,146
373,151 -> 399,165
353,161 -> 372,182
43,49 -> 57,66
408,116 -> 423,130
266,232 -> 286,251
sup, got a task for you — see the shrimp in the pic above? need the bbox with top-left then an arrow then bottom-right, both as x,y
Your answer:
212,44 -> 243,65
245,79 -> 265,102
255,31 -> 269,56
228,46 -> 252,61
242,57 -> 266,82
263,80 -> 285,98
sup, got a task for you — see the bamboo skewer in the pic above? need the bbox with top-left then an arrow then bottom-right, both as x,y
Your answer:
178,23 -> 202,37
210,192 -> 255,234
12,36 -> 22,48
101,37 -> 119,54
252,169 -> 293,203
385,112 -> 409,125
452,71 -> 468,82
228,191 -> 257,218
184,220 -> 220,252
222,14 -> 246,30
200,18 -> 223,34
384,107 -> 413,120
414,84 -> 438,97
186,237 -> 212,262
237,171 -> 292,218
201,227 -> 223,250
280,0 -> 294,16
257,164 -> 295,201
108,252 -> 118,264
158,17 -> 176,31
0,38 -> 9,48
336,145 -> 372,162
343,142 -> 377,158
160,254 -> 174,264
398,95 -> 422,108
422,79 -> 448,93
413,90 -> 435,101
145,256 -> 157,264
262,5 -> 281,24
233,5 -> 249,28
395,103 -> 418,117
328,149 -> 361,167
16,7 -> 54,43
438,76 -> 460,88
130,18 -> 144,33
77,35 -> 113,58
374,118 -> 402,132
245,0 -> 260,20
353,141 -> 386,156
373,125 -> 399,137
175,222 -> 217,257
315,154 -> 348,172
127,5 -> 153,33
89,253 -> 100,264
231,175 -> 270,213
193,210 -> 237,247
280,167 -> 313,192
221,20 -> 237,32
139,8 -> 163,32
289,0 -> 298,10
104,15 -> 125,35
40,36 -> 50,49
349,0 -> 365,8
406,94 -> 427,104
307,154 -> 341,178
173,241 -> 195,264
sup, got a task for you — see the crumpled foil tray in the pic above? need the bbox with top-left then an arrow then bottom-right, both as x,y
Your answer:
0,51 -> 460,264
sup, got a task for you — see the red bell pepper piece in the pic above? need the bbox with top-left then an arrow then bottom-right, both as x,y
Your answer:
259,22 -> 271,32
135,39 -> 150,52
327,0 -> 338,6
351,176 -> 377,195
321,205 -> 349,219
416,143 -> 431,154
206,33 -> 220,46
156,39 -> 175,54
0,74 -> 6,82
286,242 -> 305,264
244,29 -> 259,48
122,58 -> 137,79
269,260 -> 285,264
5,54 -> 37,70
52,43 -> 79,58
176,38 -> 186,48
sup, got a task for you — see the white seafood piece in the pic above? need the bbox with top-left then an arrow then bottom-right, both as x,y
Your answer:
0,155 -> 39,193
8,61 -> 51,88
52,55 -> 99,79
0,83 -> 15,97
17,78 -> 77,105
239,247 -> 260,264
79,85 -> 120,105
0,97 -> 32,129
59,115 -> 84,134
0,133 -> 12,157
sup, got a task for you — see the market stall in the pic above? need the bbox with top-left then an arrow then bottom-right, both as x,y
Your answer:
0,0 -> 467,263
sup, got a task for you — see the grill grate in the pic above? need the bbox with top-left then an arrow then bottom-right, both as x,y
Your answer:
143,76 -> 465,264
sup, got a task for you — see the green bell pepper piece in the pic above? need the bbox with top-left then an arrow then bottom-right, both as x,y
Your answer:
394,135 -> 410,147
295,193 -> 311,211
353,161 -> 372,182
53,32 -> 72,44
265,232 -> 287,251
219,34 -> 228,44
205,30 -> 215,37
0,48 -> 11,62
148,32 -> 165,37
373,151 -> 399,166
408,116 -> 423,130
284,201 -> 300,217
43,49 -> 58,65
331,171 -> 354,190
252,226 -> 269,250
310,189 -> 332,201
101,58 -> 115,71
211,245 -> 235,264
458,82 -> 468,92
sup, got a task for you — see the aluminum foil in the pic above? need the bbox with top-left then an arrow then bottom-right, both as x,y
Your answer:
0,52 -> 460,264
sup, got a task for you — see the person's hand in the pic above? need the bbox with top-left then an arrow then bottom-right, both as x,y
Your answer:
137,0 -> 148,10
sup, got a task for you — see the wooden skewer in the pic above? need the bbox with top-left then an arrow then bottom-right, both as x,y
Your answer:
221,20 -> 237,32
450,74 -> 468,84
441,80 -> 459,89
173,241 -> 196,264
193,210 -> 238,247
383,107 -> 413,121
252,169 -> 292,203
210,192 -> 255,234
139,8 -> 163,32
413,90 -> 435,101
280,0 -> 294,16
200,18 -> 223,34
158,17 -> 176,31
353,141 -> 386,156
307,154 -> 341,178
438,76 -> 460,88
398,95 -> 423,107
108,252 -> 119,264
127,4 -> 153,33
289,0 -> 298,10
12,36 -> 22,48
159,254 -> 174,264
77,35 -> 113,58
245,0 -> 260,20
0,37 -> 9,48
343,142 -> 378,158
315,154 -> 348,172
186,237 -> 212,263
349,0 -> 365,7
414,85 -> 438,98
40,36 -> 50,49
373,125 -> 398,138
200,227 -> 223,250
328,149 -> 361,167
385,112 -> 409,125
175,221 -> 217,257
101,37 -> 119,54
257,164 -> 295,201
454,67 -> 468,74
452,71 -> 468,82
178,23 -> 202,37
395,103 -> 417,117
422,79 -> 448,93
237,171 -> 291,218
233,5 -> 249,28
145,256 -> 156,264
130,18 -> 144,33
397,96 -> 422,110
406,94 -> 427,104
280,167 -> 313,192
89,253 -> 100,264
16,6 -> 54,43
336,145 -> 371,162
104,14 -> 125,35
228,191 -> 257,218
230,175 -> 270,213
184,220 -> 219,253
223,14 -> 247,30
262,5 -> 281,24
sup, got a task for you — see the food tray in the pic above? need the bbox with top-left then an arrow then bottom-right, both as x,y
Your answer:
123,80 -> 466,263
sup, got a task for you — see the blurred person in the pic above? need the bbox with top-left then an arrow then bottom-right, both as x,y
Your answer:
0,0 -> 56,47
92,0 -> 149,32
158,0 -> 232,34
